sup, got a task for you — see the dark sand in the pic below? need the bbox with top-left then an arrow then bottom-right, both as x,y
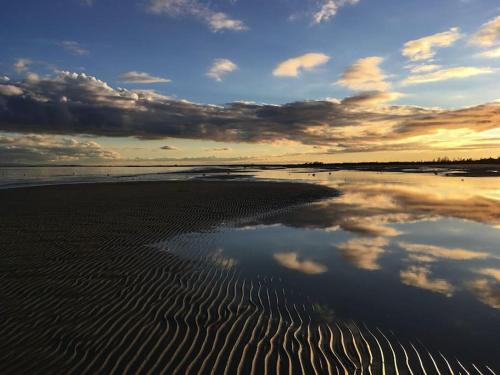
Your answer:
1,180 -> 492,374
0,180 -> 336,374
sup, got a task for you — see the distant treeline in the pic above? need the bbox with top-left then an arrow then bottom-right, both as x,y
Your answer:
295,156 -> 500,167
2,157 -> 499,169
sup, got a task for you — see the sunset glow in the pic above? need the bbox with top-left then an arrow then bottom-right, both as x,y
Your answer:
0,0 -> 499,164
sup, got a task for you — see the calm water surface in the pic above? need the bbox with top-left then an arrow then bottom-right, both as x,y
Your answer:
0,165 -> 192,188
2,166 -> 499,369
167,169 -> 500,369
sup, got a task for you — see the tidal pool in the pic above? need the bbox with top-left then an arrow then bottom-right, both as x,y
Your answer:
162,170 -> 500,372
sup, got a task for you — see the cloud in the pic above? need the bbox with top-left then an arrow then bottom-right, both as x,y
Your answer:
127,154 -> 253,163
0,85 -> 23,96
407,254 -> 436,263
210,248 -> 238,269
208,12 -> 247,32
477,268 -> 500,282
273,252 -> 327,274
312,0 -> 360,24
14,58 -> 32,73
402,28 -> 462,61
402,66 -> 493,85
475,46 -> 500,58
391,101 -> 500,138
0,71 -> 498,152
408,64 -> 441,73
59,41 -> 89,56
147,0 -> 247,32
255,198 -> 402,237
467,279 -> 500,309
340,91 -> 403,106
336,237 -> 388,270
470,15 -> 500,47
273,53 -> 330,77
253,182 -> 500,237
0,133 -> 119,164
336,56 -> 390,91
160,145 -> 178,150
400,266 -> 454,296
398,242 -> 490,261
119,71 -> 171,84
207,58 -> 237,81
25,73 -> 40,83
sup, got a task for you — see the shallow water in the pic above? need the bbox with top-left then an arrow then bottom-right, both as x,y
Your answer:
0,165 -> 194,188
162,170 -> 500,371
2,166 -> 499,371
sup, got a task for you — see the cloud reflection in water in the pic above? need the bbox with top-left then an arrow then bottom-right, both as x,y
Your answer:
273,252 -> 327,274
248,171 -> 500,309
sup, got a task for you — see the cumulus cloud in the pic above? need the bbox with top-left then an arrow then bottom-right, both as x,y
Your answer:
14,58 -> 32,73
207,58 -> 237,81
25,73 -> 40,83
273,252 -> 327,274
336,56 -> 390,91
0,71 -> 498,153
147,0 -> 247,32
336,237 -> 388,270
0,133 -> 119,164
470,15 -> 500,47
0,85 -> 23,96
402,28 -> 462,61
59,41 -> 89,56
273,53 -> 330,77
402,66 -> 493,85
119,71 -> 171,84
313,0 -> 359,24
401,266 -> 454,296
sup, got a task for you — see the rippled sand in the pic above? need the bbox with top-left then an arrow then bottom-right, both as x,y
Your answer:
0,181 -> 494,374
0,181 -> 333,373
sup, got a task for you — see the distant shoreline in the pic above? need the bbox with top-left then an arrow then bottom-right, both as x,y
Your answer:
1,160 -> 499,177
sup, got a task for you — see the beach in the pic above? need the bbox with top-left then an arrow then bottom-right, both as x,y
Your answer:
1,176 -> 499,374
0,180 -> 336,374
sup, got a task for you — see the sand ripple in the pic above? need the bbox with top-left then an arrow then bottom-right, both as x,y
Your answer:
0,181 -> 494,374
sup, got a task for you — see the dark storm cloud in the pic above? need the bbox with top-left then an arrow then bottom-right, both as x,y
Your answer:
0,134 -> 119,163
0,72 -> 498,150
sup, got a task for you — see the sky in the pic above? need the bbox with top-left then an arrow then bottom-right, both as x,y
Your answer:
0,0 -> 499,164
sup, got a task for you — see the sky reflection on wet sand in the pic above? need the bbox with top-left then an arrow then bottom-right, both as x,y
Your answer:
167,170 -> 500,367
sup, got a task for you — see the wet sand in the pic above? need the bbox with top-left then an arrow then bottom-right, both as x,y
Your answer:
1,180 -> 494,374
0,180 -> 336,374
307,162 -> 500,177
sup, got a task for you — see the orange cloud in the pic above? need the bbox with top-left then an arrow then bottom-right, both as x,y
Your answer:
273,252 -> 327,274
273,53 -> 330,77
